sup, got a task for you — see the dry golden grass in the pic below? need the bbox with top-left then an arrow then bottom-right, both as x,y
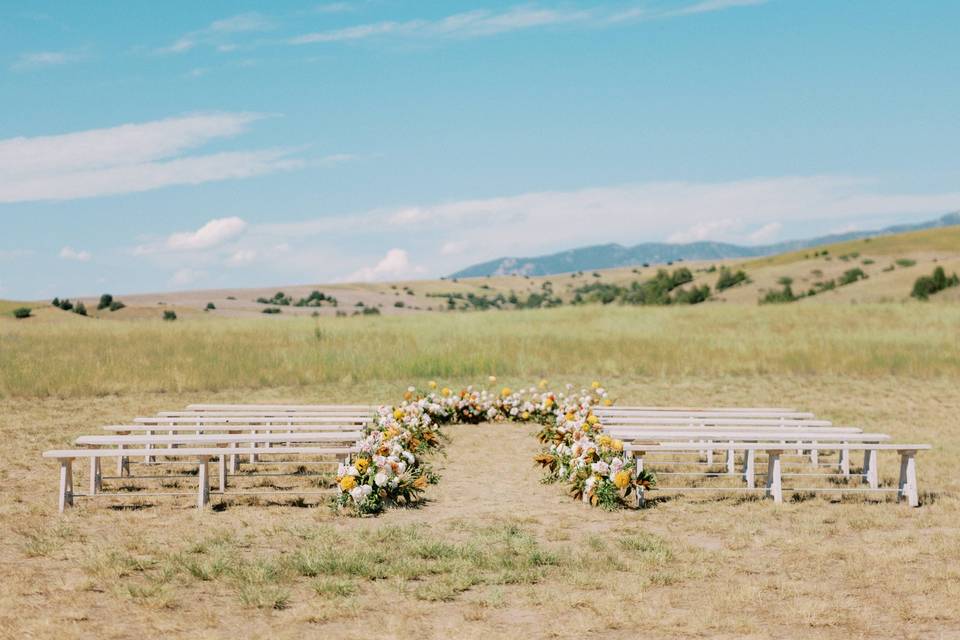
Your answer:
1,305 -> 959,638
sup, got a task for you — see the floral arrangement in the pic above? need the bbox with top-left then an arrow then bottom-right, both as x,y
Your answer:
333,378 -> 655,515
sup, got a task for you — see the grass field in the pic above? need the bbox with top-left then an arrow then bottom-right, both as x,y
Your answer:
1,303 -> 959,638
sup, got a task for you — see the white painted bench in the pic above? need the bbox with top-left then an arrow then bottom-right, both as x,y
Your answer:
185,403 -> 376,412
622,442 -> 931,507
612,430 -> 889,485
135,416 -> 372,424
596,409 -> 816,419
600,417 -> 834,427
43,444 -> 359,513
595,406 -> 799,413
158,411 -> 373,418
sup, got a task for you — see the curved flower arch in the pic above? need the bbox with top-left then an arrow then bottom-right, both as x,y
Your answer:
334,381 -> 655,516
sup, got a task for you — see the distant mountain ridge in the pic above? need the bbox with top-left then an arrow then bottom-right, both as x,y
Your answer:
449,212 -> 960,278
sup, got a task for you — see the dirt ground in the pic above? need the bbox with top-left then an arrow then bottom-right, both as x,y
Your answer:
1,376 -> 959,639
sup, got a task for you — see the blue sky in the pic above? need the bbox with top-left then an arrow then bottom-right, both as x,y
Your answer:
2,0 -> 959,299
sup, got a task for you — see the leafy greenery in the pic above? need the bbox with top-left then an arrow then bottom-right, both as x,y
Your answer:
760,285 -> 798,304
895,258 -> 917,268
256,292 -> 292,306
838,268 -> 868,286
294,290 -> 338,307
12,307 -> 32,319
572,268 -> 707,306
911,266 -> 960,300
205,302 -> 216,311
262,307 -> 282,314
97,293 -> 114,310
715,267 -> 749,291
162,310 -> 177,321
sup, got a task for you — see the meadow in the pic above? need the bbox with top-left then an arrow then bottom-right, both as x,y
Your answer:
1,303 -> 959,638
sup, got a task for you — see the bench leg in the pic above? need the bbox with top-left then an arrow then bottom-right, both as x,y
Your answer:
765,451 -> 783,504
58,459 -> 74,513
145,429 -> 155,464
218,455 -> 227,492
743,450 -> 756,489
249,430 -> 258,464
725,443 -> 735,475
840,447 -> 850,477
89,457 -> 102,495
863,449 -> 879,489
810,443 -> 819,466
117,444 -> 130,477
197,457 -> 210,509
897,452 -> 919,507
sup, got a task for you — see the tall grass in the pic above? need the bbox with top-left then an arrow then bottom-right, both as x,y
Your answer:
2,304 -> 958,398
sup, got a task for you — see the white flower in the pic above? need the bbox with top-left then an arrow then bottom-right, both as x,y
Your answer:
374,472 -> 388,486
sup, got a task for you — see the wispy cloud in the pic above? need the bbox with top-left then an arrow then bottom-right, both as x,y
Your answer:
290,1 -> 766,45
10,50 -> 86,72
158,12 -> 273,54
0,113 -> 301,203
59,246 -> 92,262
344,248 -> 426,282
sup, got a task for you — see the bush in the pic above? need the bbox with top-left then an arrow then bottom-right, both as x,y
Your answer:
109,301 -> 125,312
256,292 -> 291,306
97,293 -> 113,310
13,307 -> 31,319
760,285 -> 797,304
361,307 -> 380,315
73,302 -> 87,316
58,299 -> 73,311
51,297 -> 60,307
716,267 -> 749,291
262,307 -> 282,314
912,266 -> 960,300
895,259 -> 916,268
163,310 -> 177,321
394,301 -> 405,308
777,276 -> 794,286
205,302 -> 216,311
838,268 -> 867,286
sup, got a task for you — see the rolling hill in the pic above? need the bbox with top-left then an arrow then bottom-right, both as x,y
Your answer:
449,212 -> 960,278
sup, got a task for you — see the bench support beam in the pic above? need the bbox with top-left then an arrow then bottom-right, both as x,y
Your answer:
58,459 -> 73,513
765,450 -> 783,504
897,451 -> 919,507
197,456 -> 210,509
89,457 -> 102,495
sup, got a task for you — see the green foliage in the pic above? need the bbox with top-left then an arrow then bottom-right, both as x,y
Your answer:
572,268 -> 706,306
912,266 -> 960,300
109,301 -> 125,312
97,293 -> 113,310
359,307 -> 380,316
394,301 -> 405,308
838,268 -> 868,286
294,290 -> 337,307
163,310 -> 177,321
256,292 -> 291,306
895,258 -> 917,268
73,302 -> 87,316
715,267 -> 749,291
205,302 -> 216,311
262,307 -> 282,314
51,297 -> 60,307
777,276 -> 794,286
760,285 -> 797,304
12,307 -> 32,319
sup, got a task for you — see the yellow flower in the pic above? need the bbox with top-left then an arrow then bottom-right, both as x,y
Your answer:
545,397 -> 554,407
564,412 -> 576,422
610,438 -> 624,452
393,408 -> 404,420
488,375 -> 497,383
339,475 -> 357,491
403,390 -> 413,401
501,387 -> 512,397
441,387 -> 452,397
428,380 -> 437,389
355,458 -> 369,473
521,410 -> 530,420
538,379 -> 548,389
586,414 -> 599,426
591,381 -> 601,389
614,470 -> 631,489
596,435 -> 611,447
603,398 -> 613,407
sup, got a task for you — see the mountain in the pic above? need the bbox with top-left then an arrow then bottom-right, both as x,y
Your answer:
449,212 -> 960,278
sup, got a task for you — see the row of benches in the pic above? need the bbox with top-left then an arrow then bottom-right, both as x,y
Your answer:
593,406 -> 930,506
44,404 -> 377,512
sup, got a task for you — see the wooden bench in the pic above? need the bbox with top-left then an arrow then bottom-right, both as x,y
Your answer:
595,406 -> 800,413
611,429 -> 888,485
596,409 -> 816,419
157,411 -> 373,418
43,444 -> 359,513
135,416 -> 372,424
622,442 -> 930,507
185,403 -> 376,412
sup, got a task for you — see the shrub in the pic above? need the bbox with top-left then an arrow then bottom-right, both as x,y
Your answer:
110,301 -> 126,311
163,310 -> 177,321
777,276 -> 794,286
716,267 -> 749,291
895,259 -> 916,268
262,307 -> 282,314
97,293 -> 113,310
13,307 -> 32,319
205,302 -> 216,311
838,268 -> 868,286
760,285 -> 797,304
73,302 -> 87,316
911,266 -> 959,300
58,299 -> 73,311
51,297 -> 60,307
361,307 -> 381,315
394,301 -> 405,308
256,292 -> 291,306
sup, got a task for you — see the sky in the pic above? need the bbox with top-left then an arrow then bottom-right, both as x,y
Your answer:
2,0 -> 959,299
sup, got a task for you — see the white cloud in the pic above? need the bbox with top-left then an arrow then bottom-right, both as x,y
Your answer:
170,268 -> 206,287
291,1 -> 765,44
166,217 -> 248,251
345,248 -> 426,282
159,12 -> 273,54
0,249 -> 33,261
59,246 -> 92,261
0,113 -> 300,203
226,249 -> 257,266
440,240 -> 469,256
667,218 -> 741,243
747,222 -> 782,244
10,50 -> 85,72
